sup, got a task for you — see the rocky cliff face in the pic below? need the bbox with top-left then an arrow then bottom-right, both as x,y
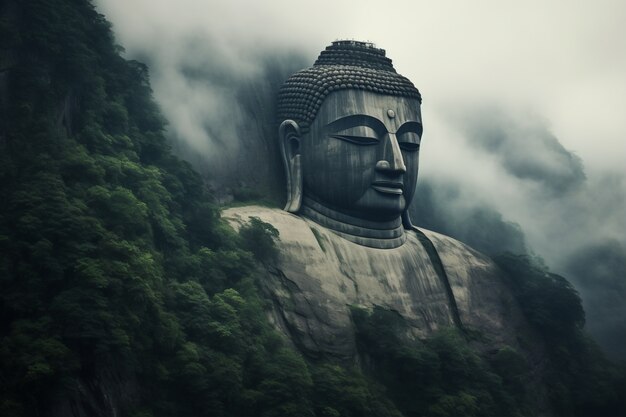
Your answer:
49,366 -> 137,417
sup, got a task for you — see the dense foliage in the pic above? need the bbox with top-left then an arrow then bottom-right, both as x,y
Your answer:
1,0 -> 624,416
0,0 -> 311,414
495,254 -> 626,416
352,307 -> 533,417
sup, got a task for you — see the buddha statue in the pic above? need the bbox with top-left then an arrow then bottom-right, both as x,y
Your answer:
223,41 -> 530,359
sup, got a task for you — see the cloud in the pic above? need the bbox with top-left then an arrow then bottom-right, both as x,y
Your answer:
103,16 -> 308,199
452,105 -> 586,196
410,179 -> 528,256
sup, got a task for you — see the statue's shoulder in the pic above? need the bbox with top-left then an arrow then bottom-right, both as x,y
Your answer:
413,226 -> 499,291
411,226 -> 500,308
221,205 -> 300,230
414,227 -> 527,346
415,227 -> 494,268
221,205 -> 324,253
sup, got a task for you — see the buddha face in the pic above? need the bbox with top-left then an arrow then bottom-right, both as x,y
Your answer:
300,89 -> 422,220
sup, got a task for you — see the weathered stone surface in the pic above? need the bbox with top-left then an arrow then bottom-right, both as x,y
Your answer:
223,205 -> 531,359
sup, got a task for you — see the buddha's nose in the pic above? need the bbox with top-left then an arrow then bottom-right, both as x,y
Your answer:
376,134 -> 406,174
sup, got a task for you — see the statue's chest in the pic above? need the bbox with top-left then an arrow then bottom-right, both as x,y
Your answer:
288,225 -> 457,333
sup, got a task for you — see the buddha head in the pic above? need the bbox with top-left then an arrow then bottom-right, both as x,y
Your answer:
277,41 -> 423,246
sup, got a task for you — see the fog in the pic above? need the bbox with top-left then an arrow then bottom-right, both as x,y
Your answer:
96,0 -> 626,358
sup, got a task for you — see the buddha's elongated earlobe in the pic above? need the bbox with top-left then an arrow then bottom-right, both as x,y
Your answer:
279,120 -> 302,213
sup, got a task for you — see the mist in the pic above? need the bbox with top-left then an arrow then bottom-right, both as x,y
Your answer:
95,0 -> 626,358
104,26 -> 307,199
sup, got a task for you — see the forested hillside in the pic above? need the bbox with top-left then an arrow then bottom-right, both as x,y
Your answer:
0,1 -> 624,416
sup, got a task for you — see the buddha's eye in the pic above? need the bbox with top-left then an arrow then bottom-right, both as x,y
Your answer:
398,132 -> 421,152
330,126 -> 379,146
399,142 -> 420,152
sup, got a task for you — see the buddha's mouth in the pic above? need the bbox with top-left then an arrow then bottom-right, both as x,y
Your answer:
372,181 -> 404,195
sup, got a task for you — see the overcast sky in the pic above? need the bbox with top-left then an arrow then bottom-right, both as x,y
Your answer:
96,0 -> 626,355
97,0 -> 626,169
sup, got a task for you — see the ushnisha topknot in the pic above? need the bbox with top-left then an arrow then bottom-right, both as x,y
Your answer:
277,40 -> 422,133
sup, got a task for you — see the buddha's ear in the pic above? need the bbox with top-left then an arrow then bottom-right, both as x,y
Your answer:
279,120 -> 302,213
